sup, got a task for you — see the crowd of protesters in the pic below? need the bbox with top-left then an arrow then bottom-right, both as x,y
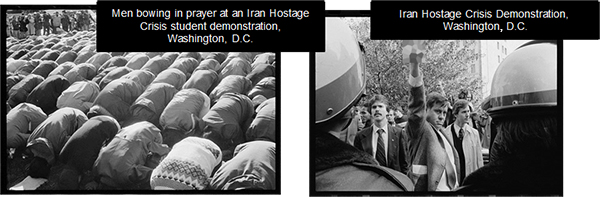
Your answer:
6,10 -> 94,39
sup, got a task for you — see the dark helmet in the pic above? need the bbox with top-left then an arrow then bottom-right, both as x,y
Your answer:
484,41 -> 557,118
315,18 -> 366,124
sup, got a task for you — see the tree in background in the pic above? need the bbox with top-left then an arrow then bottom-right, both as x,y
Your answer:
343,17 -> 484,111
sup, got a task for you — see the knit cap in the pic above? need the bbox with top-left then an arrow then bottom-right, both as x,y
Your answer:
150,137 -> 222,190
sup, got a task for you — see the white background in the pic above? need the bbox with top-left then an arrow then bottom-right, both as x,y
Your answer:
4,0 -> 599,196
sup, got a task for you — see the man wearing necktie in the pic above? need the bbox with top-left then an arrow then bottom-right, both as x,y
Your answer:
445,99 -> 483,185
354,94 -> 409,175
403,40 -> 460,191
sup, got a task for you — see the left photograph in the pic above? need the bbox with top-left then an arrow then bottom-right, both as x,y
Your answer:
5,8 -> 278,191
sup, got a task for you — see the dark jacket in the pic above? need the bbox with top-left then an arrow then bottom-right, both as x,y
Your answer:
8,74 -> 45,108
59,115 -> 121,173
458,157 -> 562,195
315,131 -> 413,191
26,75 -> 71,114
354,124 -> 409,174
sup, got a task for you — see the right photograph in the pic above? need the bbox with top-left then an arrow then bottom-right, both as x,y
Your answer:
312,17 -> 560,195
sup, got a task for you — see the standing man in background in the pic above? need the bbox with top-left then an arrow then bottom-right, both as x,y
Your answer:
354,94 -> 409,174
445,99 -> 483,185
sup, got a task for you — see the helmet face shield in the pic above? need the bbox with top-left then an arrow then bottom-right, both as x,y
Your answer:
315,18 -> 366,124
487,42 -> 557,116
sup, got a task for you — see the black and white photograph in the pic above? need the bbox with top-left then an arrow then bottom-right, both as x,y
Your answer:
5,8 -> 278,192
313,17 -> 560,195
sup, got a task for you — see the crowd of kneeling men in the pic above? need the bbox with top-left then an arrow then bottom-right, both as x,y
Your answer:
7,31 -> 277,190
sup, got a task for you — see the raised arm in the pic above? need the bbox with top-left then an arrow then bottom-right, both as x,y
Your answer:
406,53 -> 427,140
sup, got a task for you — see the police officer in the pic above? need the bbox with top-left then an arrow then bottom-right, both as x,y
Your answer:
314,18 -> 413,192
457,41 -> 560,194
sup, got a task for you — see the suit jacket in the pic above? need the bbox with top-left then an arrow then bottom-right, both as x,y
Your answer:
354,124 -> 409,174
443,123 -> 484,182
406,84 -> 461,191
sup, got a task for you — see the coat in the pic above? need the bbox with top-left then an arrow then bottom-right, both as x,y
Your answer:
195,59 -> 221,72
202,93 -> 254,161
56,81 -> 100,113
248,77 -> 276,100
205,52 -> 226,64
168,57 -> 198,76
30,61 -> 58,78
443,123 -> 484,183
63,63 -> 96,84
124,54 -> 150,70
219,57 -> 252,80
7,74 -> 45,108
92,78 -> 145,122
47,62 -> 75,77
141,56 -> 171,76
26,107 -> 88,165
6,103 -> 47,148
93,121 -> 170,187
98,67 -> 133,90
246,63 -> 275,87
151,68 -> 187,90
120,70 -> 156,88
246,98 -> 276,142
26,75 -> 71,114
130,83 -> 179,128
210,141 -> 276,190
354,124 -> 409,175
209,75 -> 252,104
406,82 -> 461,191
182,69 -> 219,95
159,88 -> 210,147
315,131 -> 413,191
59,115 -> 121,173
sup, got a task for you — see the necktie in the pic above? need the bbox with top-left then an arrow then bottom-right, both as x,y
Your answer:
376,129 -> 387,166
459,128 -> 464,141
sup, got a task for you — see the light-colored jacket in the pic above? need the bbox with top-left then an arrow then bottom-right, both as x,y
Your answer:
443,123 -> 484,182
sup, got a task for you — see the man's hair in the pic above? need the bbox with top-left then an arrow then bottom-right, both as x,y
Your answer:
458,89 -> 470,100
453,99 -> 470,115
426,92 -> 448,109
490,114 -> 558,163
367,94 -> 389,109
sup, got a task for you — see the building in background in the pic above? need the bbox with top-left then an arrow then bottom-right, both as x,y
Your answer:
477,40 -> 529,97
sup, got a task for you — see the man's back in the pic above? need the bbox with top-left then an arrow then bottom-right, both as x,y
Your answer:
315,131 -> 413,191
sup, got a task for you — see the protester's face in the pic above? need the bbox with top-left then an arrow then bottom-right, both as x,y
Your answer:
426,103 -> 447,130
359,107 -> 370,122
386,110 -> 395,124
455,106 -> 470,125
371,101 -> 388,123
